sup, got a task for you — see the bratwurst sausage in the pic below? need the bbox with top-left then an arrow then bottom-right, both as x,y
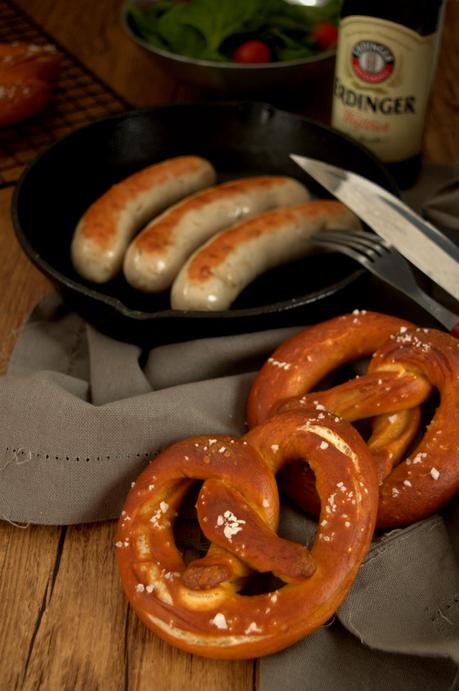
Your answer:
71,155 -> 216,283
171,200 -> 361,311
123,176 -> 310,292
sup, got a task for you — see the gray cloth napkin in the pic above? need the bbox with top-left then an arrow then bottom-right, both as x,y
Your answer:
0,292 -> 299,525
403,164 -> 459,233
1,164 -> 458,688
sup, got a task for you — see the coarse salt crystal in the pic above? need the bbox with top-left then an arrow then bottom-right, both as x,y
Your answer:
210,613 -> 228,629
217,510 -> 246,541
245,622 -> 262,634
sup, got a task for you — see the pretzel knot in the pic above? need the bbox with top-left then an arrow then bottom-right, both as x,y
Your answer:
247,311 -> 459,529
116,409 -> 378,659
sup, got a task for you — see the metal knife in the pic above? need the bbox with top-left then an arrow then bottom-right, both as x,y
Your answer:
290,154 -> 459,301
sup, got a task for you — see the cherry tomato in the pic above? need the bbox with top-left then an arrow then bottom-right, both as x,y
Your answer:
232,40 -> 271,64
311,22 -> 338,51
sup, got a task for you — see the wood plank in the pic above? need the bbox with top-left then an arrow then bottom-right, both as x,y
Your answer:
0,522 -> 62,689
18,522 -> 127,690
0,187 -> 51,374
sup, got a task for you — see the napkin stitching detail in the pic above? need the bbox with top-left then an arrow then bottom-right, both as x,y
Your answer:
428,595 -> 459,627
2,445 -> 154,465
1,446 -> 33,472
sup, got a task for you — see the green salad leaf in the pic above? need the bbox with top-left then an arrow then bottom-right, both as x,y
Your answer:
155,4 -> 211,59
127,0 -> 341,63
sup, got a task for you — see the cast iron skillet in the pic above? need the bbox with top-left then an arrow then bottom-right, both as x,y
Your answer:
12,102 -> 398,346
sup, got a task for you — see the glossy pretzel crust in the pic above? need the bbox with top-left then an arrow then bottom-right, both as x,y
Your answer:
117,409 -> 378,659
247,311 -> 459,529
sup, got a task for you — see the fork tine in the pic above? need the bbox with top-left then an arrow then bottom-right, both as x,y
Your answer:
311,237 -> 370,265
323,229 -> 388,246
335,231 -> 390,255
313,231 -> 387,259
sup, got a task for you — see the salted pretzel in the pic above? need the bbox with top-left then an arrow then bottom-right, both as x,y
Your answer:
116,408 -> 378,659
247,311 -> 459,529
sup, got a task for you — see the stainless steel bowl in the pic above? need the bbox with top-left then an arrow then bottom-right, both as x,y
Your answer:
121,2 -> 336,97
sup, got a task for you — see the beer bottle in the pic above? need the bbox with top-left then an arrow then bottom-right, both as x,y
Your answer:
331,0 -> 446,188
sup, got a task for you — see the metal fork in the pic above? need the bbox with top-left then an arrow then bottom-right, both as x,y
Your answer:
311,229 -> 459,333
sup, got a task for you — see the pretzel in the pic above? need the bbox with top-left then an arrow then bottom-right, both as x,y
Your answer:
247,311 -> 459,529
0,42 -> 61,127
116,408 -> 378,659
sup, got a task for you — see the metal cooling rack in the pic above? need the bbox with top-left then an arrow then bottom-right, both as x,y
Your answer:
0,0 -> 130,188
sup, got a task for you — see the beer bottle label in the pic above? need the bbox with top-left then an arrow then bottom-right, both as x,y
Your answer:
331,16 -> 438,162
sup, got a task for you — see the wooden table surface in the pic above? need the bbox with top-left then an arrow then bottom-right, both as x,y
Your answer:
1,1 -> 458,689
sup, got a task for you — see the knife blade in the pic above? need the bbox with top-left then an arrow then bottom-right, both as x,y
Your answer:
290,154 -> 459,301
